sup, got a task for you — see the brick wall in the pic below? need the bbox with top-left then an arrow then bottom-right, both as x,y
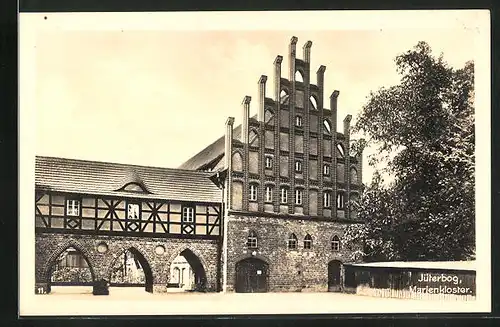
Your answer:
35,233 -> 221,294
225,214 -> 361,292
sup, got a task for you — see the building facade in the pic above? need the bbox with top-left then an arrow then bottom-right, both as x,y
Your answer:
34,36 -> 363,295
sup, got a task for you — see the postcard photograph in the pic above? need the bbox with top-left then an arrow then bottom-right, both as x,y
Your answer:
18,10 -> 491,315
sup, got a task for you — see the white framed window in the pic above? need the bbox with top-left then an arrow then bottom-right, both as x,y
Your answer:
280,187 -> 288,204
295,160 -> 302,173
331,235 -> 341,251
127,203 -> 140,220
66,199 -> 80,216
265,156 -> 273,169
182,207 -> 194,222
249,184 -> 258,201
323,164 -> 330,176
295,189 -> 303,205
295,115 -> 303,127
323,192 -> 332,208
337,193 -> 345,209
247,230 -> 258,249
265,186 -> 273,203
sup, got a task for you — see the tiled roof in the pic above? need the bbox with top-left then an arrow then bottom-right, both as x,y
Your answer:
35,156 -> 222,203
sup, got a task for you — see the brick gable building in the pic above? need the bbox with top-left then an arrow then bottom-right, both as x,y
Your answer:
34,36 -> 364,295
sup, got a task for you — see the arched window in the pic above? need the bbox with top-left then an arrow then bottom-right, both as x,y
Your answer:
323,191 -> 332,208
303,234 -> 313,249
331,235 -> 341,251
287,233 -> 298,249
337,143 -> 345,158
337,193 -> 344,210
323,119 -> 332,134
350,168 -> 358,184
265,185 -> 273,203
280,89 -> 290,105
249,184 -> 258,201
265,108 -> 274,124
280,187 -> 288,204
295,70 -> 304,83
309,96 -> 318,110
247,230 -> 258,249
249,130 -> 258,145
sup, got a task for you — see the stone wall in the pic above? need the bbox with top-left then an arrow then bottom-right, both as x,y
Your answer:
35,233 -> 221,294
225,214 -> 360,292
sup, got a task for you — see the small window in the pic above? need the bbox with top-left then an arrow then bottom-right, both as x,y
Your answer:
331,235 -> 341,251
247,230 -> 258,249
249,184 -> 258,201
127,203 -> 140,220
295,160 -> 303,173
323,120 -> 332,134
304,234 -> 313,249
295,189 -> 303,205
280,187 -> 288,204
66,199 -> 80,216
265,186 -> 273,203
265,156 -> 273,169
323,164 -> 330,176
287,233 -> 298,250
182,207 -> 194,223
337,193 -> 344,209
323,192 -> 332,208
295,115 -> 303,127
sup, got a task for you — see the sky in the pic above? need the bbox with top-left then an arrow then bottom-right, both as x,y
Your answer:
23,11 -> 485,184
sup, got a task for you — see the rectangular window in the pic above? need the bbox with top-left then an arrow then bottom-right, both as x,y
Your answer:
295,189 -> 303,205
265,156 -> 273,169
295,115 -> 302,127
127,203 -> 140,220
323,192 -> 331,208
265,186 -> 273,203
337,193 -> 344,209
182,207 -> 194,223
249,184 -> 258,201
66,199 -> 80,216
295,160 -> 303,173
323,164 -> 330,176
332,240 -> 340,251
280,187 -> 288,204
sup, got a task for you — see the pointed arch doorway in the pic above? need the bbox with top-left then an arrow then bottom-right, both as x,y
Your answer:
168,249 -> 207,292
109,247 -> 154,293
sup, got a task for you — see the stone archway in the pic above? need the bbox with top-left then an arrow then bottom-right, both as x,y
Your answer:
235,257 -> 269,293
42,241 -> 96,295
166,247 -> 209,292
108,247 -> 154,293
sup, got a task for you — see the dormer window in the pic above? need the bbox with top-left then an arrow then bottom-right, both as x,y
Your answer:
127,203 -> 140,220
295,160 -> 303,173
295,115 -> 303,127
66,199 -> 80,216
265,156 -> 273,169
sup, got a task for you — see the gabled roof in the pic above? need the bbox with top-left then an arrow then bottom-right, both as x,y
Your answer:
35,156 -> 222,203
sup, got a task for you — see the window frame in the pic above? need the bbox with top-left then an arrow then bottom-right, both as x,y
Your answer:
323,164 -> 330,176
331,236 -> 341,251
247,231 -> 258,249
294,160 -> 303,173
295,188 -> 303,206
295,115 -> 303,127
265,156 -> 273,169
304,234 -> 313,249
280,187 -> 288,204
249,184 -> 258,202
182,206 -> 195,223
337,193 -> 345,210
265,185 -> 273,203
66,198 -> 81,217
287,233 -> 298,250
323,192 -> 332,208
126,202 -> 141,220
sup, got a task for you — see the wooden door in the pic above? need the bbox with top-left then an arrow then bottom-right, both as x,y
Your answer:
235,258 -> 268,293
328,260 -> 342,292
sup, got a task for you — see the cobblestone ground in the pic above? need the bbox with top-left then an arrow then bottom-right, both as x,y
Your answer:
23,286 -> 481,316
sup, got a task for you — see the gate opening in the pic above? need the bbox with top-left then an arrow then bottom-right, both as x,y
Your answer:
235,258 -> 269,293
168,249 -> 207,292
328,260 -> 343,292
110,247 -> 153,293
48,246 -> 94,294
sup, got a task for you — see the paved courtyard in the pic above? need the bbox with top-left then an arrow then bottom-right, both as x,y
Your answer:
20,286 -> 484,316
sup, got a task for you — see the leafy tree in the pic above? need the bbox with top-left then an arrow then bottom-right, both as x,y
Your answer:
344,41 -> 475,262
